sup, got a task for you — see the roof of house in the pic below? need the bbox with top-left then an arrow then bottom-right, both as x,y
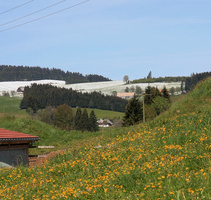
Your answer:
117,92 -> 135,98
0,128 -> 39,142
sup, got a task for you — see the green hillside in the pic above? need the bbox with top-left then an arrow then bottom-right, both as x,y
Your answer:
0,78 -> 210,199
0,97 -> 26,115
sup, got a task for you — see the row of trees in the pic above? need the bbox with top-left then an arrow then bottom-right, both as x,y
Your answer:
0,65 -> 111,84
36,104 -> 99,132
132,76 -> 187,84
122,86 -> 171,126
124,85 -> 143,94
20,84 -> 128,112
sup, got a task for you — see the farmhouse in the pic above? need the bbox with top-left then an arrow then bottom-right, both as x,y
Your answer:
0,128 -> 39,167
97,118 -> 113,127
117,92 -> 134,99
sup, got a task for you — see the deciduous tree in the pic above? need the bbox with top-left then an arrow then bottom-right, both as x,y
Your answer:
54,104 -> 75,130
123,75 -> 129,83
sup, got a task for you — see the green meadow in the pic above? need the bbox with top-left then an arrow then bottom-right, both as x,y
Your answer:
0,78 -> 210,199
0,97 -> 26,116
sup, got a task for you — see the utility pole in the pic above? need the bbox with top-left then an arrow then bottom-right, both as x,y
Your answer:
143,94 -> 145,123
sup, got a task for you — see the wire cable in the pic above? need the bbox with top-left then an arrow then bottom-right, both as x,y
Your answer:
0,0 -> 90,33
0,0 -> 35,15
0,0 -> 69,27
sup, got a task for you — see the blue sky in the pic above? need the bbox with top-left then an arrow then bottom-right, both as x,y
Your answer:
0,0 -> 210,80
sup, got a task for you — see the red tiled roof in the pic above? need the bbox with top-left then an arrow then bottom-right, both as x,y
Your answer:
0,128 -> 39,142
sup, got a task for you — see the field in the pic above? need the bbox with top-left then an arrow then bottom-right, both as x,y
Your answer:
0,96 -> 123,120
0,97 -> 26,115
0,79 -> 181,96
0,78 -> 210,199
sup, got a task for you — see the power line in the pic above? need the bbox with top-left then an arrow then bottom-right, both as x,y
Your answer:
0,0 -> 90,33
0,0 -> 69,27
0,0 -> 35,15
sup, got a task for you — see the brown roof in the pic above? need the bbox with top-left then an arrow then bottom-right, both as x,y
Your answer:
0,128 -> 39,142
117,92 -> 135,98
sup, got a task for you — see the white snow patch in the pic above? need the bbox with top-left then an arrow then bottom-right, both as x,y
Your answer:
0,79 -> 181,97
0,80 -> 65,96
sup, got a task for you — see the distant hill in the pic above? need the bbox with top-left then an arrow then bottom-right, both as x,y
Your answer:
0,65 -> 111,84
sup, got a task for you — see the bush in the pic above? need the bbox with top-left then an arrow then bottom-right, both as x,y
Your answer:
54,104 -> 75,130
36,106 -> 56,125
152,96 -> 170,115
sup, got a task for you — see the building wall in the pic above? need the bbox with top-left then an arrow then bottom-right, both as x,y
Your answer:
0,146 -> 28,166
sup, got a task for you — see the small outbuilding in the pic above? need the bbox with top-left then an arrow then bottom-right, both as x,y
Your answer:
0,128 -> 39,167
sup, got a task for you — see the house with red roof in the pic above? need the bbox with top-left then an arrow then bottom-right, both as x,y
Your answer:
0,128 -> 39,167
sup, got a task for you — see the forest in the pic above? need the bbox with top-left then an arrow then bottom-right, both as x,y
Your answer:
184,71 -> 211,92
0,65 -> 111,84
20,84 -> 128,112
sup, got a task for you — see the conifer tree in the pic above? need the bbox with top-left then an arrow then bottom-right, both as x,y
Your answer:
162,86 -> 171,102
144,86 -> 153,105
80,108 -> 89,132
147,71 -> 152,79
26,96 -> 41,113
122,95 -> 143,126
75,107 -> 82,130
89,110 -> 99,132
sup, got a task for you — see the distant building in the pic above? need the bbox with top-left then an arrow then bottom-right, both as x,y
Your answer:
0,128 -> 39,167
117,92 -> 134,99
97,118 -> 113,127
17,86 -> 25,93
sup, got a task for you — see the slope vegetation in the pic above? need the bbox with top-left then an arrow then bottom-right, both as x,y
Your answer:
0,78 -> 210,199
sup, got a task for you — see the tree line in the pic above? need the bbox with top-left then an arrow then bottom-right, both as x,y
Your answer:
35,104 -> 99,132
131,76 -> 187,84
0,65 -> 111,84
185,71 -> 211,92
20,84 -> 128,112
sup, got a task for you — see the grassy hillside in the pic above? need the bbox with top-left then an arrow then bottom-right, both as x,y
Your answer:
0,97 -> 26,116
0,78 -> 210,199
0,96 -> 123,120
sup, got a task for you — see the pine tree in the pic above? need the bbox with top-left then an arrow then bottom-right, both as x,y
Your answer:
144,86 -> 153,105
147,71 -> 152,79
80,108 -> 89,132
89,110 -> 99,132
122,96 -> 143,126
75,107 -> 82,130
26,96 -> 41,113
162,86 -> 171,102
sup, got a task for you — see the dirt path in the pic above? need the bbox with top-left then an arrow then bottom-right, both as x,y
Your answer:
29,149 -> 65,167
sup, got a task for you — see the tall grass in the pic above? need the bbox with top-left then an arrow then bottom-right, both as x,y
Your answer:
0,78 -> 210,199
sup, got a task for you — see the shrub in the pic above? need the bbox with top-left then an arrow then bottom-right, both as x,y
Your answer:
54,104 -> 75,130
152,96 -> 170,115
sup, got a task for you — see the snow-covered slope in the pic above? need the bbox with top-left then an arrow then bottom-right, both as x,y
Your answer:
0,80 -> 65,96
0,80 -> 181,97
